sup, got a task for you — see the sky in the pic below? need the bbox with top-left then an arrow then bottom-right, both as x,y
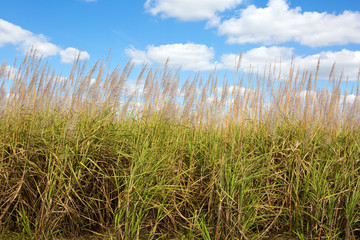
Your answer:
1,0 -> 360,88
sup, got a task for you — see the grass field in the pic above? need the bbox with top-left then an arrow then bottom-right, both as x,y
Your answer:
0,50 -> 359,239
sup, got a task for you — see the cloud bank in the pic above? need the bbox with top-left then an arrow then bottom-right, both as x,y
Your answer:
216,0 -> 360,47
222,47 -> 360,80
127,44 -> 360,80
145,0 -> 360,47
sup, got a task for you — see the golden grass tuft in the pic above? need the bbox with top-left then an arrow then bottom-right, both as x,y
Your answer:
0,50 -> 360,239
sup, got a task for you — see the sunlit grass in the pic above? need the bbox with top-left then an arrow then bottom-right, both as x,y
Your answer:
0,50 -> 359,239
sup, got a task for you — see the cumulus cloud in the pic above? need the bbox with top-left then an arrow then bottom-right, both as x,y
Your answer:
217,0 -> 360,47
221,47 -> 360,80
60,47 -> 90,63
126,43 -> 218,71
221,46 -> 294,73
144,0 -> 243,21
0,19 -> 89,63
127,43 -> 360,80
126,47 -> 153,65
0,19 -> 60,57
296,49 -> 360,81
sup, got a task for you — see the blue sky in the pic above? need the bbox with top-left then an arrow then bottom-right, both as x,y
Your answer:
1,0 -> 360,86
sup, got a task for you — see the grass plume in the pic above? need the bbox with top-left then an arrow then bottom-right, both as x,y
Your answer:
0,49 -> 360,239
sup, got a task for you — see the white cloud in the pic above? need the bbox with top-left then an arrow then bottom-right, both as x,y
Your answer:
126,43 -> 218,71
0,19 -> 60,57
221,47 -> 360,80
0,19 -> 31,46
144,0 -> 243,21
0,19 -> 89,63
0,65 -> 18,80
217,0 -> 360,47
60,47 -> 90,63
296,49 -> 360,81
126,47 -> 152,65
90,78 -> 96,85
221,46 -> 293,73
342,94 -> 360,105
127,43 -> 360,80
19,36 -> 60,57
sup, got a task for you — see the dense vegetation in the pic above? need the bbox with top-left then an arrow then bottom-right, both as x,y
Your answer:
0,51 -> 359,239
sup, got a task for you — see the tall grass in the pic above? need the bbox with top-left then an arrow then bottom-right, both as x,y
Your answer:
0,50 -> 359,239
